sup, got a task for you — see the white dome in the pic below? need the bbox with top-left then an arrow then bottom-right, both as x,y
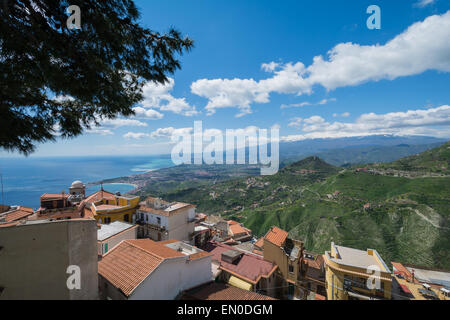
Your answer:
71,180 -> 84,188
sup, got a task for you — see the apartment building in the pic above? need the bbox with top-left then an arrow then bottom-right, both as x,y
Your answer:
324,242 -> 392,300
98,239 -> 212,300
136,197 -> 196,243
262,226 -> 306,299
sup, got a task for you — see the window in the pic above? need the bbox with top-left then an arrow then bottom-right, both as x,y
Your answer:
157,217 -> 161,225
289,265 -> 294,273
104,217 -> 111,224
104,243 -> 108,254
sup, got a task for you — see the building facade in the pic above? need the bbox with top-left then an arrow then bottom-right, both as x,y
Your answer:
324,242 -> 392,300
136,197 -> 196,243
98,239 -> 212,300
262,226 -> 306,299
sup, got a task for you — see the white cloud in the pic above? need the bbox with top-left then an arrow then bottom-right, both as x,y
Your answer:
141,78 -> 198,116
87,128 -> 114,136
123,132 -> 151,139
150,127 -> 194,138
333,112 -> 350,118
288,117 -> 303,128
414,0 -> 436,8
282,105 -> 450,141
281,98 -> 336,109
132,107 -> 164,120
191,11 -> 450,115
100,118 -> 148,128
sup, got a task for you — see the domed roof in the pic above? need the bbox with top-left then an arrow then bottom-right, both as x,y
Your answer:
71,180 -> 84,188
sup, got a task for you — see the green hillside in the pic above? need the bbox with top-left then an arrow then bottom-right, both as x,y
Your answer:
161,142 -> 450,269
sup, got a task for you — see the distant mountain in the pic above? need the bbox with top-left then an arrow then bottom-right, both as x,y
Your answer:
374,141 -> 450,173
279,135 -> 447,167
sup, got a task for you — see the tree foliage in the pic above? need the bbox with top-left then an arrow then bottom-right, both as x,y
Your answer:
0,0 -> 193,154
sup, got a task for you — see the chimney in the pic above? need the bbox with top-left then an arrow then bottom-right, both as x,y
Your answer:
411,269 -> 415,283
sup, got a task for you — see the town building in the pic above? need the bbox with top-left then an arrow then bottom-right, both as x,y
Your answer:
203,241 -> 278,298
40,192 -> 72,210
68,180 -> 86,203
391,261 -> 449,300
303,252 -> 326,297
0,218 -> 98,299
0,206 -> 34,223
97,221 -> 138,256
262,226 -> 306,299
182,282 -> 276,300
82,189 -> 140,224
136,197 -> 196,243
98,239 -> 212,300
324,242 -> 392,300
227,220 -> 252,242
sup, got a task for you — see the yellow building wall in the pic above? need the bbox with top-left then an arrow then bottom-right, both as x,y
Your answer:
93,196 -> 140,224
325,263 -> 392,300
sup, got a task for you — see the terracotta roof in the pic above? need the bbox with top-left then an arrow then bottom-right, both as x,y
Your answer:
189,251 -> 213,261
85,190 -> 116,203
204,241 -> 277,284
264,226 -> 288,247
40,193 -> 70,201
305,253 -> 324,269
183,282 -> 276,300
4,206 -> 34,222
254,237 -> 264,250
126,239 -> 185,259
98,240 -> 165,296
227,220 -> 239,225
229,223 -> 251,237
392,261 -> 417,283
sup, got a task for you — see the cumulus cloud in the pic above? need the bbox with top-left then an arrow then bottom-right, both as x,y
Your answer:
191,11 -> 450,116
282,105 -> 450,141
132,107 -> 164,120
141,78 -> 198,116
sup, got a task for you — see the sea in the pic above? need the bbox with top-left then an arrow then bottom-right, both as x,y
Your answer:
0,154 -> 174,209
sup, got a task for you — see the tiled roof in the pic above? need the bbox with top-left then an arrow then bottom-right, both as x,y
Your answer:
98,240 -> 165,296
85,190 -> 116,203
98,239 -> 210,296
40,193 -> 70,201
254,237 -> 264,250
264,226 -> 288,247
229,223 -> 251,236
183,282 -> 276,300
126,239 -> 185,259
4,206 -> 34,222
204,241 -> 277,284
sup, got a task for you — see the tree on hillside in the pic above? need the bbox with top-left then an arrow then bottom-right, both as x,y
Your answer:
0,0 -> 193,154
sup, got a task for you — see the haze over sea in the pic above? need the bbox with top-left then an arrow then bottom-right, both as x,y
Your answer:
0,155 -> 174,209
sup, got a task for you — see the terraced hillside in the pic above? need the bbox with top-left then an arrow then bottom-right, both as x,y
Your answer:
161,142 -> 450,269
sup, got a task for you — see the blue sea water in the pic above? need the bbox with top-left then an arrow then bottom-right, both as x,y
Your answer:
0,154 -> 174,209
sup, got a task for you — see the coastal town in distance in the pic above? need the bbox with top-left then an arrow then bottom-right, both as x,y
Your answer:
1,0 -> 450,308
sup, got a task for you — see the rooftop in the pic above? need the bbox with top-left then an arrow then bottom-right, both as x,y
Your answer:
204,241 -> 277,284
97,221 -> 137,241
182,282 -> 276,300
264,226 -> 288,247
326,242 -> 390,273
98,239 -> 211,297
138,197 -> 195,217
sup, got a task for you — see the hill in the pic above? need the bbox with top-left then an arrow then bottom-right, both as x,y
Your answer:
160,142 -> 450,270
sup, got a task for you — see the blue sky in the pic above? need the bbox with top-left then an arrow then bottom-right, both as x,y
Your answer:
4,0 -> 450,157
